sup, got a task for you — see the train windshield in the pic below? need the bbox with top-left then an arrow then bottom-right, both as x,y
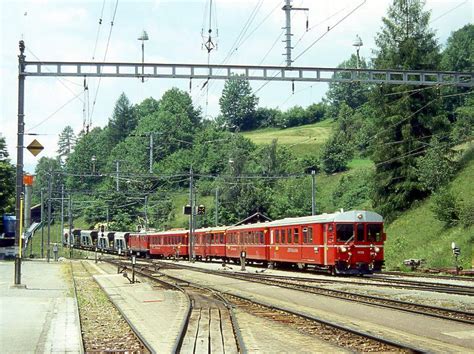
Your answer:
336,224 -> 354,242
367,224 -> 383,242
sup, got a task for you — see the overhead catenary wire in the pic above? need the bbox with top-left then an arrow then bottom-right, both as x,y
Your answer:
90,0 -> 119,125
292,0 -> 366,64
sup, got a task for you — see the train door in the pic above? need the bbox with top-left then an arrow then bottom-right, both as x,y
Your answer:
301,225 -> 315,262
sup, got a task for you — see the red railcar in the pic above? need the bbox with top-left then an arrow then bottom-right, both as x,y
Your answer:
149,229 -> 188,259
265,210 -> 385,274
128,232 -> 151,257
194,227 -> 227,261
225,224 -> 269,264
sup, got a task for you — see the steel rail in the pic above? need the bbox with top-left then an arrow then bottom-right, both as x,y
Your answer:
154,261 -> 474,325
152,263 -> 424,353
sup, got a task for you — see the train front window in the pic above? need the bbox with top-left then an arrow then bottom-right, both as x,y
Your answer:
357,224 -> 364,241
336,224 -> 354,242
367,224 -> 382,242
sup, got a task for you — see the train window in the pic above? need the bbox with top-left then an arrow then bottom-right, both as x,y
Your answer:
275,230 -> 280,243
287,229 -> 292,244
336,224 -> 354,242
294,228 -> 299,243
259,232 -> 264,244
357,224 -> 364,241
220,234 -> 224,244
328,224 -> 334,232
367,224 -> 382,242
308,227 -> 313,243
303,228 -> 308,243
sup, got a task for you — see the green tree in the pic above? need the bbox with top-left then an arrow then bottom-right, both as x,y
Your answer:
370,0 -> 445,219
431,188 -> 460,227
32,157 -> 63,204
57,126 -> 76,163
321,132 -> 353,174
325,54 -> 370,118
441,24 -> 473,72
219,75 -> 259,131
107,93 -> 137,148
415,137 -> 456,192
0,136 -> 15,215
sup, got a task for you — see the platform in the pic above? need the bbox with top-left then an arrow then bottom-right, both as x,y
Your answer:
93,267 -> 188,353
0,260 -> 83,353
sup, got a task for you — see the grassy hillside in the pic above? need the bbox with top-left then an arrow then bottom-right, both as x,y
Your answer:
385,150 -> 474,271
242,120 -> 335,155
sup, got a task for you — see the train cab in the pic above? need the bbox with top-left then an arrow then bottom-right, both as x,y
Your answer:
267,210 -> 385,275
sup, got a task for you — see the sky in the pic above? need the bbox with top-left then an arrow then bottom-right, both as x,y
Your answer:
0,0 -> 472,173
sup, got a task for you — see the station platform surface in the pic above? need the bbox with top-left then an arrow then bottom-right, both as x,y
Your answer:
0,260 -> 83,353
92,263 -> 188,353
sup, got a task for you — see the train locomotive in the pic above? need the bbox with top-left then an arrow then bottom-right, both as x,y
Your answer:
72,210 -> 385,275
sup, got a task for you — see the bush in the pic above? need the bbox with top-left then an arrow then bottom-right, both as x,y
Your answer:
321,132 -> 353,174
459,201 -> 474,228
431,189 -> 460,227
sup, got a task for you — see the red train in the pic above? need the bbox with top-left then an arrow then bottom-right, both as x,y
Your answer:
128,210 -> 385,275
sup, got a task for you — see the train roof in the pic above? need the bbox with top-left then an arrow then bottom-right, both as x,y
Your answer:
147,229 -> 188,236
226,210 -> 383,231
194,226 -> 228,233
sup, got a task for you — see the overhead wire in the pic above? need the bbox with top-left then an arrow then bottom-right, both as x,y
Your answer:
292,0 -> 366,63
90,0 -> 119,126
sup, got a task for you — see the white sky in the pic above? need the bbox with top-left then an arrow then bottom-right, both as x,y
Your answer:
1,0 -> 472,173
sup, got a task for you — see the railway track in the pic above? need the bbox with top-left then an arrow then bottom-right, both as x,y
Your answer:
70,260 -> 151,353
125,259 -> 423,352
107,259 -> 243,353
151,260 -> 474,325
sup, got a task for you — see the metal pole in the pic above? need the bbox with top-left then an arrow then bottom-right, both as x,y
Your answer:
68,195 -> 73,257
149,133 -> 153,173
189,166 -> 194,262
283,0 -> 292,67
144,196 -> 148,231
106,207 -> 109,225
60,184 -> 64,245
215,187 -> 218,226
47,170 -> 52,263
14,40 -> 26,285
116,160 -> 119,192
141,41 -> 145,83
41,188 -> 44,258
311,170 -> 316,215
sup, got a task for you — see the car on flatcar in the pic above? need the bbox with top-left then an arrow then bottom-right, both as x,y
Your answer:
113,232 -> 130,255
80,230 -> 98,249
267,210 -> 385,275
149,229 -> 188,259
194,226 -> 227,261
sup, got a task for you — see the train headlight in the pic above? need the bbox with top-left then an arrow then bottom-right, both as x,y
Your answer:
339,246 -> 348,253
374,246 -> 380,253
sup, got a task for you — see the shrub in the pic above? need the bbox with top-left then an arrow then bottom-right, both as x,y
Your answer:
431,189 -> 460,227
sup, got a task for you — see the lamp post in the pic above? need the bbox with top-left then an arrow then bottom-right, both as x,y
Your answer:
353,35 -> 363,69
137,30 -> 149,83
91,155 -> 96,174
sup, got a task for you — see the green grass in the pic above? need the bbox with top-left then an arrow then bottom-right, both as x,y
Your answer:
385,151 -> 474,270
243,120 -> 335,156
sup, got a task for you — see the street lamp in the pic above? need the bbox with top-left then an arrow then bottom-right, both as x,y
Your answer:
137,30 -> 149,83
91,155 -> 96,174
353,34 -> 363,69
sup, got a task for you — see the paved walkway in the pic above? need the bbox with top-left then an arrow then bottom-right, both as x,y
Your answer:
0,260 -> 83,353
93,269 -> 188,353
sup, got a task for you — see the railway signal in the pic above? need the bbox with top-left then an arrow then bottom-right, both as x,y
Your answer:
197,205 -> 205,215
